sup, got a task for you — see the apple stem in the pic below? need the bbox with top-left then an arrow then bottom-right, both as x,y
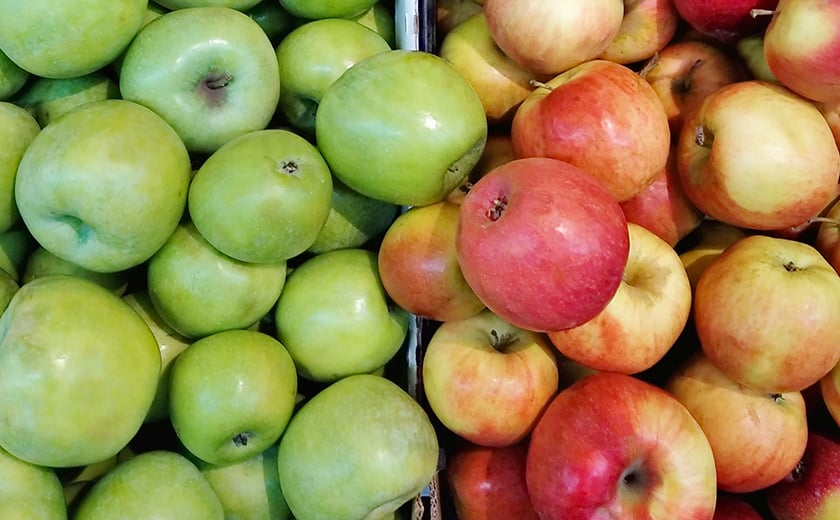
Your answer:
750,8 -> 777,18
205,72 -> 233,90
529,79 -> 554,92
638,52 -> 660,79
679,59 -> 704,92
807,216 -> 840,227
489,329 -> 515,352
694,125 -> 714,148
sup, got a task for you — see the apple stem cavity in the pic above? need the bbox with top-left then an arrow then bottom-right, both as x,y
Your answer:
197,70 -> 233,107
677,59 -> 704,93
750,8 -> 777,18
485,196 -> 508,221
489,329 -> 516,352
232,432 -> 253,447
695,125 -> 714,148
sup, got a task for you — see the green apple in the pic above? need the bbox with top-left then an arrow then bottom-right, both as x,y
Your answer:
169,329 -> 298,466
22,246 -> 130,295
0,102 -> 39,234
146,221 -> 287,339
119,6 -> 281,154
0,275 -> 161,468
155,0 -> 262,9
188,128 -> 333,263
279,0 -> 378,19
245,0 -> 299,45
0,0 -> 146,79
352,1 -> 397,48
0,445 -> 66,519
0,223 -> 35,281
274,248 -> 409,382
72,450 -> 224,520
14,99 -> 191,274
316,50 -> 488,206
307,177 -> 400,254
121,291 -> 192,423
197,443 -> 293,520
275,18 -> 390,134
59,446 -> 136,510
277,374 -> 439,520
0,269 -> 18,315
12,71 -> 121,128
0,50 -> 28,100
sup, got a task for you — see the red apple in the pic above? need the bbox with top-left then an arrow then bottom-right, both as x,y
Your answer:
526,371 -> 717,520
817,100 -> 840,152
765,430 -> 840,520
672,0 -> 779,45
422,309 -> 559,447
512,59 -> 671,202
641,39 -> 748,139
547,222 -> 692,375
677,80 -> 840,231
693,234 -> 840,393
600,0 -> 681,65
445,439 -> 539,520
439,12 -> 549,127
483,0 -> 625,76
620,145 -> 705,247
713,492 -> 764,520
665,350 -> 808,493
763,0 -> 840,104
456,157 -> 630,332
377,200 -> 485,323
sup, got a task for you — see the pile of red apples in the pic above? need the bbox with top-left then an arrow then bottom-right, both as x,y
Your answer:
376,0 -> 840,518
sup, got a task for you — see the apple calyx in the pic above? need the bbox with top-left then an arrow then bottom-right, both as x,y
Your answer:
782,261 -> 801,273
695,125 -> 714,148
750,9 -> 778,19
272,158 -> 301,177
232,432 -> 253,447
485,195 -> 508,221
489,328 -> 516,353
771,393 -> 785,404
782,457 -> 806,483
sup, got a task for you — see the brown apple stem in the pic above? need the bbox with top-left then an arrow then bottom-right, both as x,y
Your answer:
637,52 -> 660,80
750,8 -> 777,18
204,72 -> 233,90
530,79 -> 554,91
694,125 -> 714,148
489,329 -> 514,352
807,216 -> 840,227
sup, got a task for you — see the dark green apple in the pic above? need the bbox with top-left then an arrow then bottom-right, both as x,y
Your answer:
12,71 -> 121,127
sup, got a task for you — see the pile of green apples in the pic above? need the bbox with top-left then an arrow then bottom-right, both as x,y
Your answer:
0,0 -> 492,519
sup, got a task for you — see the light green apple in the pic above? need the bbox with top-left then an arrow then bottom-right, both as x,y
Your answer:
0,445 -> 66,519
245,0 -> 299,45
188,128 -> 333,263
169,329 -> 298,466
0,223 -> 35,281
0,275 -> 161,468
0,102 -> 39,234
0,0 -> 147,79
14,99 -> 192,274
277,374 -> 439,520
316,49 -> 488,206
155,0 -> 262,9
307,177 -> 399,254
275,18 -> 390,134
146,221 -> 287,339
12,71 -> 121,128
59,446 -> 136,510
274,248 -> 409,382
196,443 -> 293,520
119,6 -> 281,154
279,0 -> 378,19
22,246 -> 130,295
352,1 -> 396,48
0,50 -> 28,100
72,450 -> 224,520
121,291 -> 192,423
